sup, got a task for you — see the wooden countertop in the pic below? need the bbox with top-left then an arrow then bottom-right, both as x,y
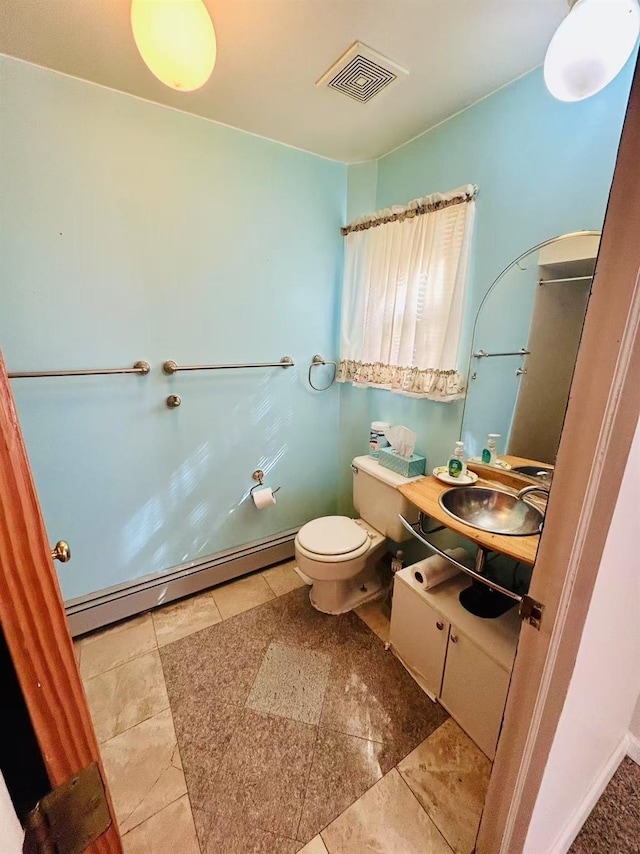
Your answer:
398,464 -> 541,566
498,454 -> 553,469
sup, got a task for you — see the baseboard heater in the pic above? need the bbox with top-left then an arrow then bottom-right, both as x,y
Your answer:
65,528 -> 298,637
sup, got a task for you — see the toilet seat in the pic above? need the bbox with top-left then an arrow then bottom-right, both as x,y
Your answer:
296,516 -> 372,563
297,516 -> 367,555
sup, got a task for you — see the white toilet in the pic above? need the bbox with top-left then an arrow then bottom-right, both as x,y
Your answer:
295,455 -> 421,614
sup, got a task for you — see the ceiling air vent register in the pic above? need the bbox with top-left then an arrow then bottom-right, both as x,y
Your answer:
316,42 -> 409,104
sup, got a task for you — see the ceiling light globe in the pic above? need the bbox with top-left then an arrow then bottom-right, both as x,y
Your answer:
131,0 -> 217,92
544,0 -> 640,102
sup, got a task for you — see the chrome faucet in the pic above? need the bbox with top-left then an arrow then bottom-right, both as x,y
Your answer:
516,484 -> 550,501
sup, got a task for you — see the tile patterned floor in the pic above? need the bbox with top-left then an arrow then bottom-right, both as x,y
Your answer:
76,559 -> 491,853
570,756 -> 640,854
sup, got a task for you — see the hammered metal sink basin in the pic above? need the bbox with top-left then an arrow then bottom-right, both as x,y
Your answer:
439,487 -> 544,536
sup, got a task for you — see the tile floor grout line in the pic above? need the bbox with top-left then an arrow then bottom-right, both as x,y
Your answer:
119,789 -> 190,841
117,738 -> 181,832
117,706 -> 194,836
207,572 -> 277,620
88,570 -> 286,660
152,582 -> 279,651
156,636 -> 254,824
293,721 -> 322,843
177,769 -> 204,854
394,768 -> 456,854
304,701 -> 454,849
311,767 -> 411,849
260,572 -> 279,597
315,723 -> 386,748
353,606 -> 388,630
78,618 -> 158,680
316,754 -> 462,854
82,643 -> 164,683
294,646 -> 335,844
396,716 -> 449,756
396,761 -> 458,854
78,567 -> 300,666
291,706 -> 457,849
151,593 -> 222,649
97,699 -> 171,748
170,573 -> 296,649
180,630 -> 279,823
319,829 -> 331,853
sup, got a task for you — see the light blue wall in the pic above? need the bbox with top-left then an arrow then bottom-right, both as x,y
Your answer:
0,56 -> 346,600
346,160 -> 378,222
2,52 -> 635,597
339,61 -> 635,499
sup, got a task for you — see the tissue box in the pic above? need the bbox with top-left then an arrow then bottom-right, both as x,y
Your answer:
378,447 -> 426,478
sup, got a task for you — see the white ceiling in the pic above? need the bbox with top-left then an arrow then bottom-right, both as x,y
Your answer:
0,0 -> 568,163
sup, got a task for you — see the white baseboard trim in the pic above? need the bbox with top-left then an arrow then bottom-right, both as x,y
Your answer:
627,732 -> 640,766
550,735 -> 630,854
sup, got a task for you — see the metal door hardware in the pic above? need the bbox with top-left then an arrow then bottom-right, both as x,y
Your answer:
23,763 -> 111,854
50,541 -> 71,563
518,595 -> 545,630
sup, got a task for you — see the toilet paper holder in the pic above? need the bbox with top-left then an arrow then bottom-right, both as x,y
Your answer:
250,469 -> 281,496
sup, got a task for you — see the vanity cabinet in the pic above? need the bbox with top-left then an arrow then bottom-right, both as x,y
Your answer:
439,628 -> 512,758
390,567 -> 520,759
390,578 -> 450,698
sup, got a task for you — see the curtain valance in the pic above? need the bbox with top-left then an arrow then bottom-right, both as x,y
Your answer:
341,185 -> 477,236
337,184 -> 476,401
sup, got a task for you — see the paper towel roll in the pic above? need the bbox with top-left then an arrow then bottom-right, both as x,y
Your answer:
412,548 -> 472,591
252,486 -> 277,509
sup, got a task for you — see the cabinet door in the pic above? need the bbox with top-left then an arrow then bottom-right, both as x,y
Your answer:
440,631 -> 511,760
390,579 -> 449,699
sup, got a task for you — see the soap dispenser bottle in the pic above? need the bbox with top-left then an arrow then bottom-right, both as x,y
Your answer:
481,434 -> 500,465
448,441 -> 467,479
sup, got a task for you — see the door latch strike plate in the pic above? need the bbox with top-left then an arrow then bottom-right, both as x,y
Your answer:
23,762 -> 111,854
519,595 -> 544,630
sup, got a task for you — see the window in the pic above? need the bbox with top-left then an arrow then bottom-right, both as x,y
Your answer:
337,184 -> 476,400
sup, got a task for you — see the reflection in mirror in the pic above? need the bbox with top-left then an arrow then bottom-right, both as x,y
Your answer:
461,231 -> 601,470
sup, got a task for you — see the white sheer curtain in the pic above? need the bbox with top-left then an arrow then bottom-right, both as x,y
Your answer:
337,185 -> 476,401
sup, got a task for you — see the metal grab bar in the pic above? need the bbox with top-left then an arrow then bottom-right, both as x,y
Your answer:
473,349 -> 530,359
163,356 -> 294,374
8,361 -> 151,379
539,274 -> 593,285
398,513 -> 522,603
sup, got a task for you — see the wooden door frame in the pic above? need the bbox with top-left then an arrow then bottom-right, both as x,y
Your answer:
0,355 -> 122,852
477,57 -> 640,853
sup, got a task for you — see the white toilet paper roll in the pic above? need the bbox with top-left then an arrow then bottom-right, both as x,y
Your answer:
252,487 -> 277,509
412,548 -> 472,591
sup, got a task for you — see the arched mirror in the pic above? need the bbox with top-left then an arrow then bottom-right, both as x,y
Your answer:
461,231 -> 601,474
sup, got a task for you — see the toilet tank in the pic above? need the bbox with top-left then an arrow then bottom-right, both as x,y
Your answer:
352,455 -> 421,541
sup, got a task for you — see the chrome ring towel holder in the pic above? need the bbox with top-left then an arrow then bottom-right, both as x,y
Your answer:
250,469 -> 281,497
308,354 -> 337,391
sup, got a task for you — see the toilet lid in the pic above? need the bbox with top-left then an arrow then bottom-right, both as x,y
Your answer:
297,516 -> 369,556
